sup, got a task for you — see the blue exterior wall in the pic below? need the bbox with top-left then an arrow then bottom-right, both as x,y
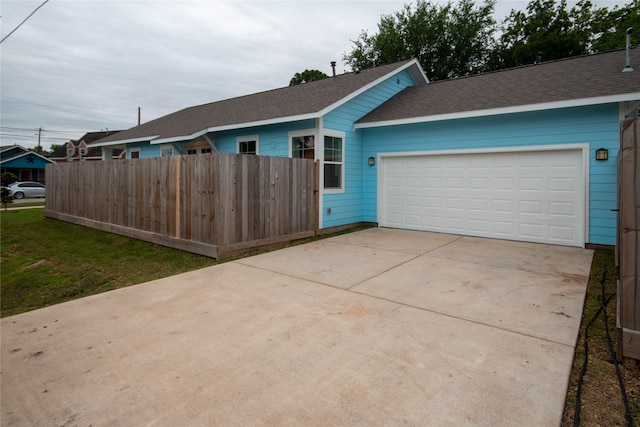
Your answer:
127,143 -> 162,158
361,103 -> 620,245
212,119 -> 316,156
2,155 -> 52,169
321,69 -> 417,228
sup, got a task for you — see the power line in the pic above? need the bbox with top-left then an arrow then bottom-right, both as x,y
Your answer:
0,133 -> 72,141
1,0 -> 50,44
0,126 -> 88,133
0,94 -> 105,121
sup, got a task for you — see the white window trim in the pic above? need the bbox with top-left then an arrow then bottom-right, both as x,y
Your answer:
288,129 -> 318,159
236,135 -> 259,155
160,144 -> 174,157
129,148 -> 141,159
321,130 -> 345,194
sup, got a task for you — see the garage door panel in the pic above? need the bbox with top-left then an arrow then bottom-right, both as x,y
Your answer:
493,177 -> 515,190
381,149 -> 585,247
519,200 -> 543,215
549,201 -> 574,216
468,198 -> 489,212
549,178 -> 575,191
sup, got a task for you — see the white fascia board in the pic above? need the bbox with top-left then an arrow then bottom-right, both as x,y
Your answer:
1,150 -> 55,164
150,113 -> 321,144
354,92 -> 640,129
1,144 -> 29,153
139,61 -> 429,146
91,136 -> 160,147
317,60 -> 428,118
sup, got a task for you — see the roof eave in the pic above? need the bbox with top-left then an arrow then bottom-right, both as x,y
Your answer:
317,59 -> 428,118
150,113 -> 321,145
354,92 -> 640,129
0,150 -> 55,164
90,135 -> 160,147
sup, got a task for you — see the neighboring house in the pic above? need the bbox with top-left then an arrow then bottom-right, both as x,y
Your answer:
50,131 -> 124,162
0,145 -> 55,183
92,48 -> 640,248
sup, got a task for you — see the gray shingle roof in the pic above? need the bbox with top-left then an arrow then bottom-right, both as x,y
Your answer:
96,59 -> 419,145
356,47 -> 640,126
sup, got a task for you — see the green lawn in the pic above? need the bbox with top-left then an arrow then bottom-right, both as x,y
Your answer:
1,208 -> 214,317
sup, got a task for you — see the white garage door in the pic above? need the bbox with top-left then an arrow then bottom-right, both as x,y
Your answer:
380,149 -> 585,247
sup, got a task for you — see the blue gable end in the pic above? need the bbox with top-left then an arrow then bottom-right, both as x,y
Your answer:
3,154 -> 52,169
360,103 -> 621,246
321,69 -> 417,228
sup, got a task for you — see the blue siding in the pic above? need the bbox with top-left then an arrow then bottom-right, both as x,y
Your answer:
2,155 -> 51,169
212,119 -> 316,156
322,70 -> 417,228
128,143 -> 161,158
361,103 -> 620,245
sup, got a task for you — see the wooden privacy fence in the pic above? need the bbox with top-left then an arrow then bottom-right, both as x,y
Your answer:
618,118 -> 640,361
45,154 -> 319,259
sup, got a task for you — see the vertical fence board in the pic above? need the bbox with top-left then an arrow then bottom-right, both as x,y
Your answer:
44,154 -> 318,257
618,118 -> 640,361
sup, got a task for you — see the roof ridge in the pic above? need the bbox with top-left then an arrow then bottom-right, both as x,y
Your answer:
180,58 -> 415,111
428,46 -> 638,85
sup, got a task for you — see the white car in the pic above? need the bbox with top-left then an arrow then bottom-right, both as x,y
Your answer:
8,181 -> 46,199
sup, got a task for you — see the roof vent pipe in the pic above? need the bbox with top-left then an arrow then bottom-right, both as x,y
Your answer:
623,27 -> 634,72
331,61 -> 336,77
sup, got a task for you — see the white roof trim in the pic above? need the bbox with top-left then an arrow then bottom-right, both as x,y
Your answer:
150,113 -> 321,144
91,135 -> 160,147
354,92 -> 640,129
317,59 -> 427,118
120,60 -> 428,146
0,144 -> 29,153
0,149 -> 54,164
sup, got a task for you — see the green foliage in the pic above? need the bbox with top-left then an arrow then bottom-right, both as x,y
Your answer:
1,187 -> 14,210
343,0 -> 639,77
48,143 -> 64,154
343,0 -> 497,80
1,171 -> 17,186
495,0 -> 597,68
289,69 -> 330,86
591,0 -> 640,52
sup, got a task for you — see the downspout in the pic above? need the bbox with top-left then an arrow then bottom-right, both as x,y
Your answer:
622,27 -> 634,72
317,117 -> 323,229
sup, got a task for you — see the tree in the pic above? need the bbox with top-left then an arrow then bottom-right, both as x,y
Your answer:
591,0 -> 640,52
493,0 -> 597,68
1,187 -> 13,211
48,143 -> 64,154
1,172 -> 16,210
343,0 -> 497,80
289,69 -> 329,86
1,171 -> 17,187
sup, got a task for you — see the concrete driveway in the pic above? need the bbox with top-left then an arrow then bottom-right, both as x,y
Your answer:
1,228 -> 593,426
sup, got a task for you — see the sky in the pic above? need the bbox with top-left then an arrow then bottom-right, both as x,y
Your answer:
0,0 -> 629,151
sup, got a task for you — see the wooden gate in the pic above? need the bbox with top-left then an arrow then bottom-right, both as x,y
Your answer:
617,118 -> 640,361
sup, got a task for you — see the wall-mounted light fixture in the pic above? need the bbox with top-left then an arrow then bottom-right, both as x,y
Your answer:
595,148 -> 608,161
368,156 -> 375,166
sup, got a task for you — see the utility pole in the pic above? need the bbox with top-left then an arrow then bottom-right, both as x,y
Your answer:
37,127 -> 42,153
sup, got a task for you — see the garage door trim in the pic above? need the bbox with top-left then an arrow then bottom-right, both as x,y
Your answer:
376,144 -> 590,247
